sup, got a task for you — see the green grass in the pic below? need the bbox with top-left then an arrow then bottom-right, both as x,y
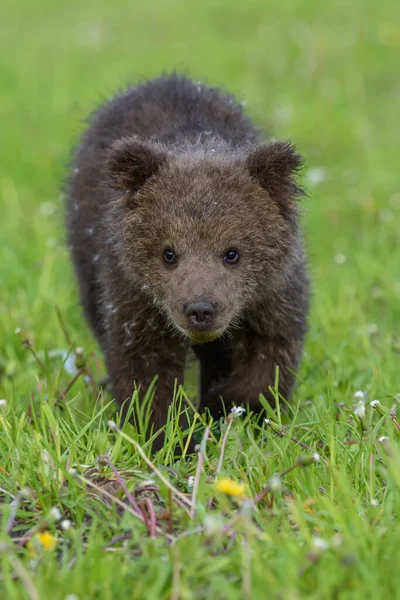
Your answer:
1,0 -> 400,597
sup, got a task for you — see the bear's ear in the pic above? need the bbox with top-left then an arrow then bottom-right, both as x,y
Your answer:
107,138 -> 167,192
246,142 -> 305,222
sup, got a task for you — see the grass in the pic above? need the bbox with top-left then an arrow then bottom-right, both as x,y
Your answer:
1,0 -> 400,597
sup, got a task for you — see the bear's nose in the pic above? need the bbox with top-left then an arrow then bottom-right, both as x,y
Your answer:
184,300 -> 216,327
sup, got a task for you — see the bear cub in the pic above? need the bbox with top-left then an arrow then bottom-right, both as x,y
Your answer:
66,74 -> 309,446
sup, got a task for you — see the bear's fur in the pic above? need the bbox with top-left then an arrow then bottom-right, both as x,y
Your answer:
66,74 -> 309,447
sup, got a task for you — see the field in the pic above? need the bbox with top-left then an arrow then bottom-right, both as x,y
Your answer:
1,0 -> 400,597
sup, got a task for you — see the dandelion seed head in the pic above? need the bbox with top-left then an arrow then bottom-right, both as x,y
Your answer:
335,253 -> 346,265
307,167 -> 327,185
61,519 -> 73,531
268,474 -> 282,492
50,507 -> 62,521
354,400 -> 366,419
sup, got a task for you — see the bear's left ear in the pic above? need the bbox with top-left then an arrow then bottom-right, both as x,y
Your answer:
246,142 -> 305,222
106,137 -> 168,193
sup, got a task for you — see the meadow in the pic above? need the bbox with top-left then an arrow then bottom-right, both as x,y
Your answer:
0,0 -> 399,597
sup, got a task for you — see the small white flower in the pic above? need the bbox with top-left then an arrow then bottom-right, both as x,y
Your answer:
50,507 -> 62,521
231,406 -> 246,417
39,201 -> 56,216
370,400 -> 381,408
108,420 -> 118,431
203,515 -> 224,537
0,399 -> 7,408
370,499 -> 379,507
64,354 -> 79,376
335,253 -> 346,265
354,391 -> 365,400
312,537 -> 329,551
61,519 -> 73,531
312,453 -> 321,463
307,167 -> 327,185
187,476 -> 195,488
354,400 -> 366,419
47,349 -> 79,376
268,475 -> 282,492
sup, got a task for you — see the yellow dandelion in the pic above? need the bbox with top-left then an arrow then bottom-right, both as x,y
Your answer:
215,477 -> 245,497
37,531 -> 57,550
27,531 -> 57,555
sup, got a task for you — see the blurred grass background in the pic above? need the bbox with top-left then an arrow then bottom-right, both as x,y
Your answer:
0,0 -> 400,597
1,0 -> 399,403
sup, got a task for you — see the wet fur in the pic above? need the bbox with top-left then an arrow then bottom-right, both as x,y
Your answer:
66,74 -> 310,448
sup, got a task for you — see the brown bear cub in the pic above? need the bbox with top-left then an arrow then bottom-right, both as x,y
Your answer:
66,74 -> 309,446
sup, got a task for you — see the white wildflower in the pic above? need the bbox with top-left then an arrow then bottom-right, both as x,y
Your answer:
47,349 -> 79,376
39,201 -> 56,216
335,253 -> 346,265
268,475 -> 282,492
307,167 -> 327,185
354,400 -> 366,419
187,476 -> 195,488
370,499 -> 379,507
354,390 -> 366,400
61,519 -> 73,531
231,406 -> 246,417
50,507 -> 62,521
203,515 -> 224,537
312,537 -> 329,551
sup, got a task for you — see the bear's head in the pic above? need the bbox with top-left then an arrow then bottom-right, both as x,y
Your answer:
106,138 -> 304,343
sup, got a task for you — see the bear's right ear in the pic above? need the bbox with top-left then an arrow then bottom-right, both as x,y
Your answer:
107,138 -> 167,193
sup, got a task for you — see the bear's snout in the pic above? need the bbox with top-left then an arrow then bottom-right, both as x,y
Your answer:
184,298 -> 216,330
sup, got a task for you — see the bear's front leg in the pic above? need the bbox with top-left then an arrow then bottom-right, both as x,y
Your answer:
102,314 -> 188,450
200,333 -> 304,420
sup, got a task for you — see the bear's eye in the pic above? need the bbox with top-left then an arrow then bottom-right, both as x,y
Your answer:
224,248 -> 240,265
163,248 -> 177,265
